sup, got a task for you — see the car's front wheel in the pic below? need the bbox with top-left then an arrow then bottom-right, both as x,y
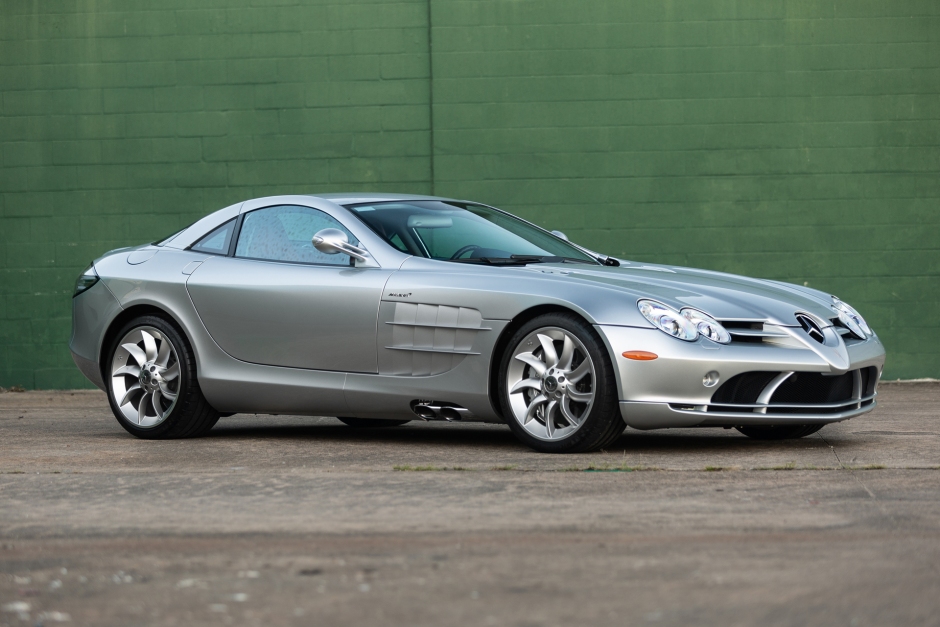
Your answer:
499,312 -> 624,453
735,424 -> 824,440
106,315 -> 219,439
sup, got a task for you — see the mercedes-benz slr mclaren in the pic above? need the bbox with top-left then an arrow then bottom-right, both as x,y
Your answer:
70,194 -> 885,453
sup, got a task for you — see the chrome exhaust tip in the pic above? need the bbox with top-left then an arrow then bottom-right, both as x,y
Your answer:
412,404 -> 438,420
438,407 -> 462,422
411,400 -> 472,421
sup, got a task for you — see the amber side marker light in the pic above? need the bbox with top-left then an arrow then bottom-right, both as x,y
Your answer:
622,351 -> 658,361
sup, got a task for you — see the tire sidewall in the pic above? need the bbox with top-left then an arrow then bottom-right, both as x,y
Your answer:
105,315 -> 193,439
498,313 -> 621,453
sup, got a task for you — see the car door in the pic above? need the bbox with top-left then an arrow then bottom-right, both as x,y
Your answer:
186,204 -> 393,373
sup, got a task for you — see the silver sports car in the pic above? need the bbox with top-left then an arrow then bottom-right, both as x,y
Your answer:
70,194 -> 886,453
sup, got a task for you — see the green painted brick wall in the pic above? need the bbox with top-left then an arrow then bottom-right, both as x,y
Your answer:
431,0 -> 940,380
0,0 -> 434,388
1,0 -> 938,388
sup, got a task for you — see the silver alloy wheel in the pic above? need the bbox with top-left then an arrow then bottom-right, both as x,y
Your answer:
506,326 -> 596,441
110,326 -> 180,428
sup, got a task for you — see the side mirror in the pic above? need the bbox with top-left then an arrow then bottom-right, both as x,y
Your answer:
551,230 -> 568,241
312,228 -> 369,263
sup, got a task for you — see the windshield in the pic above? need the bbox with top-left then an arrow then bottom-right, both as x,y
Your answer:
345,201 -> 598,264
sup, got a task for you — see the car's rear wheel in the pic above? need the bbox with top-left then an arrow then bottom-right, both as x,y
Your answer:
106,315 -> 219,439
735,424 -> 824,440
337,417 -> 411,428
499,312 -> 624,453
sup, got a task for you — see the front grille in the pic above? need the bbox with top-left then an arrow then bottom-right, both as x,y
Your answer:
719,320 -> 803,347
831,316 -> 866,343
721,321 -> 763,331
721,316 -> 868,349
795,314 -> 825,344
720,321 -> 765,344
708,367 -> 878,415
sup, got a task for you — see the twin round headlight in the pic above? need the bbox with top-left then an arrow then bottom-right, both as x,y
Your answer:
832,297 -> 873,338
637,300 -> 731,344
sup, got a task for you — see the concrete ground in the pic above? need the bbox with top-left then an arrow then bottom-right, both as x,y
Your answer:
1,383 -> 938,627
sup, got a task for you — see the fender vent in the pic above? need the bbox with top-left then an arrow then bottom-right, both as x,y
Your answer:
379,302 -> 489,376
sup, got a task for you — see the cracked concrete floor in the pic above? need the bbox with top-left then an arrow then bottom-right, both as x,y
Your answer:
1,382 -> 938,626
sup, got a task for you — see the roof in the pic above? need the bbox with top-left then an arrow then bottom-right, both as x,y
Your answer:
312,192 -> 456,205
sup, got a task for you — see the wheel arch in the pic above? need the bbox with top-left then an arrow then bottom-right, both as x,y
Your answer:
487,304 -> 604,420
98,303 -> 193,383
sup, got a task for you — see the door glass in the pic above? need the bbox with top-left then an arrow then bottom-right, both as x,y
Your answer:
235,205 -> 359,265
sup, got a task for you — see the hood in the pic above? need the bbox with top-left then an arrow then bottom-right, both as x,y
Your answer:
538,261 -> 837,327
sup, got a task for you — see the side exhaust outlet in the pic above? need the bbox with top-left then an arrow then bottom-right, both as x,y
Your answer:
438,407 -> 461,422
413,404 -> 438,420
410,400 -> 472,421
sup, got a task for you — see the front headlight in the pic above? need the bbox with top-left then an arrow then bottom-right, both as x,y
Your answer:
681,308 -> 731,344
637,300 -> 698,341
73,264 -> 99,298
832,297 -> 872,337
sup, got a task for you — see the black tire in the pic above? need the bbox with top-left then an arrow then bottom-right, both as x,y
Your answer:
735,424 -> 824,440
105,314 -> 219,439
338,417 -> 411,428
498,312 -> 624,453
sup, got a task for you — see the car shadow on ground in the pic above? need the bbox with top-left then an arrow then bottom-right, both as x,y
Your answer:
206,421 -> 525,450
194,418 -> 831,454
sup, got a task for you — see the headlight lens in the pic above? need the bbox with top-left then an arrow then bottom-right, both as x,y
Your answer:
832,297 -> 872,337
73,265 -> 99,298
637,300 -> 698,341
681,308 -> 731,344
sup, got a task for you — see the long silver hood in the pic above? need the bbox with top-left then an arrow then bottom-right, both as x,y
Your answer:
520,261 -> 870,373
390,256 -> 868,374
549,261 -> 838,327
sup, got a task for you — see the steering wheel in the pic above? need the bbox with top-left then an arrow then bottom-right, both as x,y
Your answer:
450,244 -> 482,260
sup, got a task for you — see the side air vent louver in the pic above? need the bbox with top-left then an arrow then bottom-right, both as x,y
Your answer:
378,302 -> 489,376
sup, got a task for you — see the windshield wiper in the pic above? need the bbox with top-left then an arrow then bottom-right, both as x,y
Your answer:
511,255 -> 597,265
447,257 -> 540,266
446,255 -> 597,266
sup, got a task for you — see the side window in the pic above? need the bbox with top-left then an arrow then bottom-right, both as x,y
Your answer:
190,219 -> 235,255
234,205 -> 359,266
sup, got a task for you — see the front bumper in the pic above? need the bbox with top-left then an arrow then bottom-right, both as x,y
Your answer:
620,398 -> 877,429
597,325 -> 886,430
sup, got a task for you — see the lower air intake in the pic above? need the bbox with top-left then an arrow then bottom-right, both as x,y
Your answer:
709,367 -> 877,415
